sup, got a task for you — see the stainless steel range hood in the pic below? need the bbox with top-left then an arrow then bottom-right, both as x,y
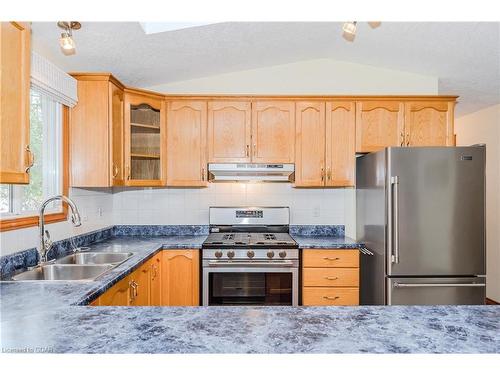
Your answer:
208,163 -> 294,182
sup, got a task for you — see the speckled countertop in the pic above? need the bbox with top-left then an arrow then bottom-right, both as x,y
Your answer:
294,235 -> 362,249
1,235 -> 499,354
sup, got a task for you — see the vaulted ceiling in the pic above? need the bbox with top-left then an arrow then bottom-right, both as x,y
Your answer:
31,22 -> 500,116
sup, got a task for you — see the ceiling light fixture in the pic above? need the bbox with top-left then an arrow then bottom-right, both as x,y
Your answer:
342,21 -> 381,42
57,21 -> 81,55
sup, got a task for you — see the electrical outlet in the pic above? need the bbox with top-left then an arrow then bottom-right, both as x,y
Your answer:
313,206 -> 320,217
98,208 -> 103,217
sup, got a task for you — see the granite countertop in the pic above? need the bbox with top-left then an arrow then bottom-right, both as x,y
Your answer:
1,235 -> 499,354
293,235 -> 362,249
1,301 -> 498,353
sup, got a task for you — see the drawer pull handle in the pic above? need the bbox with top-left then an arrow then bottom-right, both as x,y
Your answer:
323,257 -> 340,261
323,296 -> 340,300
325,276 -> 338,280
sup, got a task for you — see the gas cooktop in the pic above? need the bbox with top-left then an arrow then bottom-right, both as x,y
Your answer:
203,232 -> 297,249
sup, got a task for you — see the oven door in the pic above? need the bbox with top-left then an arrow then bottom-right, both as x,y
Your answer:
203,260 -> 299,306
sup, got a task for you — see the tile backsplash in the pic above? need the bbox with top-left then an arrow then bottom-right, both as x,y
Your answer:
113,183 -> 355,235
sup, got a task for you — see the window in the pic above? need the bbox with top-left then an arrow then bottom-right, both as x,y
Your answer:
0,89 -> 67,229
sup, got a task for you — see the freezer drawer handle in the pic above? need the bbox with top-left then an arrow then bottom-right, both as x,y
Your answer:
393,282 -> 486,288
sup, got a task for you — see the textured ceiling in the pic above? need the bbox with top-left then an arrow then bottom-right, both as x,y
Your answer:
31,22 -> 500,115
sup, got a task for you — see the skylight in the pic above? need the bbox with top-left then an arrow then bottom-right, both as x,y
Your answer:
139,22 -> 218,35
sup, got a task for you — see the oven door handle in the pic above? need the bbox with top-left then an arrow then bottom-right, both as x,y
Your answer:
207,260 -> 295,267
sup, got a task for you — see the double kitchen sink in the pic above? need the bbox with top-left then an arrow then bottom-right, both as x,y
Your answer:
10,251 -> 135,282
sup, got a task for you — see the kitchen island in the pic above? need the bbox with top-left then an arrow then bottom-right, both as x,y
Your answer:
1,235 -> 499,354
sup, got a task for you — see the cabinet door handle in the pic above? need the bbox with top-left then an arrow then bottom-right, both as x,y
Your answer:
246,144 -> 250,157
201,167 -> 205,181
25,145 -> 35,173
323,257 -> 340,261
325,276 -> 338,281
126,165 -> 131,180
112,164 -> 119,178
253,144 -> 256,157
400,131 -> 405,146
129,281 -> 136,302
327,167 -> 332,181
134,281 -> 139,297
323,296 -> 340,300
406,133 -> 410,147
321,167 -> 324,182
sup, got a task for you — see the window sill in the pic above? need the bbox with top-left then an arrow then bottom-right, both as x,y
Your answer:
0,208 -> 68,232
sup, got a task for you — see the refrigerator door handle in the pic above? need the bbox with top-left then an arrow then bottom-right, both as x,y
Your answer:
390,176 -> 400,263
393,282 -> 486,288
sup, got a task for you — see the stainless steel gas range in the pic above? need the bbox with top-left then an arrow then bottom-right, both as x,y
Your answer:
202,207 -> 299,306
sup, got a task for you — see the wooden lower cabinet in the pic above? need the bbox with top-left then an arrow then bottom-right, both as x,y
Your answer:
302,249 -> 360,306
161,249 -> 200,306
303,267 -> 359,287
99,276 -> 131,306
92,249 -> 199,307
150,253 -> 162,306
129,260 -> 151,306
302,249 -> 359,268
302,287 -> 359,306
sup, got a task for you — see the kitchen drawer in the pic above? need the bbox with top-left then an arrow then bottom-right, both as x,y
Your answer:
303,267 -> 359,287
302,287 -> 359,306
302,250 -> 359,268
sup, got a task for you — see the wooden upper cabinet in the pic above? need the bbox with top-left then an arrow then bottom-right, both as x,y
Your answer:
326,102 -> 356,187
405,101 -> 455,146
110,83 -> 125,185
355,101 -> 404,153
295,102 -> 326,187
0,22 -> 31,184
207,101 -> 251,163
124,91 -> 166,186
70,75 -> 124,187
251,101 -> 295,163
161,249 -> 199,306
166,100 -> 207,187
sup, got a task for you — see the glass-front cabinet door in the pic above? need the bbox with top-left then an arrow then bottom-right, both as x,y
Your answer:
124,91 -> 166,186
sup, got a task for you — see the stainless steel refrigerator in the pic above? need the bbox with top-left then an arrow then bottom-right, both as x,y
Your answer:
356,146 -> 486,305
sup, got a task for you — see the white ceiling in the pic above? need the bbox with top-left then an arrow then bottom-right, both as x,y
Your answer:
31,22 -> 500,115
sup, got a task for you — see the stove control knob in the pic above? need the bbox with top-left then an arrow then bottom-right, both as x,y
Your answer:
247,250 -> 255,259
227,250 -> 235,259
267,251 -> 275,259
278,250 -> 287,259
215,251 -> 223,259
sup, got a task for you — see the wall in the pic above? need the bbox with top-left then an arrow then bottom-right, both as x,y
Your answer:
455,104 -> 500,302
148,58 -> 438,95
0,188 -> 113,257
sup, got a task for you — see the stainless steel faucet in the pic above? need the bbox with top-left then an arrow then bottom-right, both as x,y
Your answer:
39,195 -> 82,264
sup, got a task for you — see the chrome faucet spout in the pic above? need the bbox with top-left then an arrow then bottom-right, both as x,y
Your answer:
39,195 -> 82,264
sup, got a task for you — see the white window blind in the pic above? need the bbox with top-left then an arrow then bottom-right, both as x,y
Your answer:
30,52 -> 78,107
